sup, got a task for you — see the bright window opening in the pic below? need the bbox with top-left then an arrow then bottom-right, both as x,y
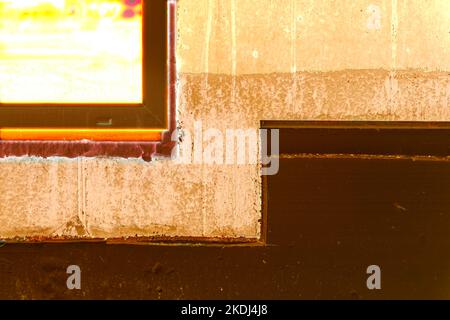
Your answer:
0,0 -> 143,103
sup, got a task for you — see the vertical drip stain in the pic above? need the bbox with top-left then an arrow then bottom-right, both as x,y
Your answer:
77,157 -> 87,235
391,0 -> 399,69
203,0 -> 214,76
229,0 -> 238,233
389,0 -> 399,115
200,0 -> 215,236
290,0 -> 297,114
231,0 -> 237,78
290,0 -> 297,75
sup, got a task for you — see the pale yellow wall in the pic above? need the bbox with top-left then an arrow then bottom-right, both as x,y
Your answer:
0,0 -> 449,240
178,0 -> 450,73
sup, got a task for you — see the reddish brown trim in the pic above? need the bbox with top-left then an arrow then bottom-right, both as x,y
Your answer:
0,140 -> 158,161
156,0 -> 177,158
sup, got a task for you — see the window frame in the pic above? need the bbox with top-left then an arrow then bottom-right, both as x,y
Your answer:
0,0 -> 173,144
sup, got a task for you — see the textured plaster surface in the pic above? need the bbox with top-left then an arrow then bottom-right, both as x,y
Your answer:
0,0 -> 449,239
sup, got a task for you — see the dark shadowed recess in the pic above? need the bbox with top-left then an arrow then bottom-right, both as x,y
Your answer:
1,121 -> 450,299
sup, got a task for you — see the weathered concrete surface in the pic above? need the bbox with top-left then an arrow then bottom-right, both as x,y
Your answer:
0,0 -> 449,239
0,158 -> 78,238
83,159 -> 260,238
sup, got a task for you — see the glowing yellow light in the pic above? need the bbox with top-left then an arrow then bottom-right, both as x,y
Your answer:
0,128 -> 161,141
0,0 -> 142,103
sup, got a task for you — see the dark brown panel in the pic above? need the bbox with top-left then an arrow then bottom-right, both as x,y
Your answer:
262,121 -> 450,156
266,156 -> 450,298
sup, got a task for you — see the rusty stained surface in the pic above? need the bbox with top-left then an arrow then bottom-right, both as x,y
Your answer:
0,0 -> 449,239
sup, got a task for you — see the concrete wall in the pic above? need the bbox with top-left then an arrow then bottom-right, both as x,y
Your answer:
1,0 -> 449,239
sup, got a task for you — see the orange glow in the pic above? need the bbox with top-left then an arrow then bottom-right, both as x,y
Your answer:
0,128 -> 161,141
0,0 -> 142,103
